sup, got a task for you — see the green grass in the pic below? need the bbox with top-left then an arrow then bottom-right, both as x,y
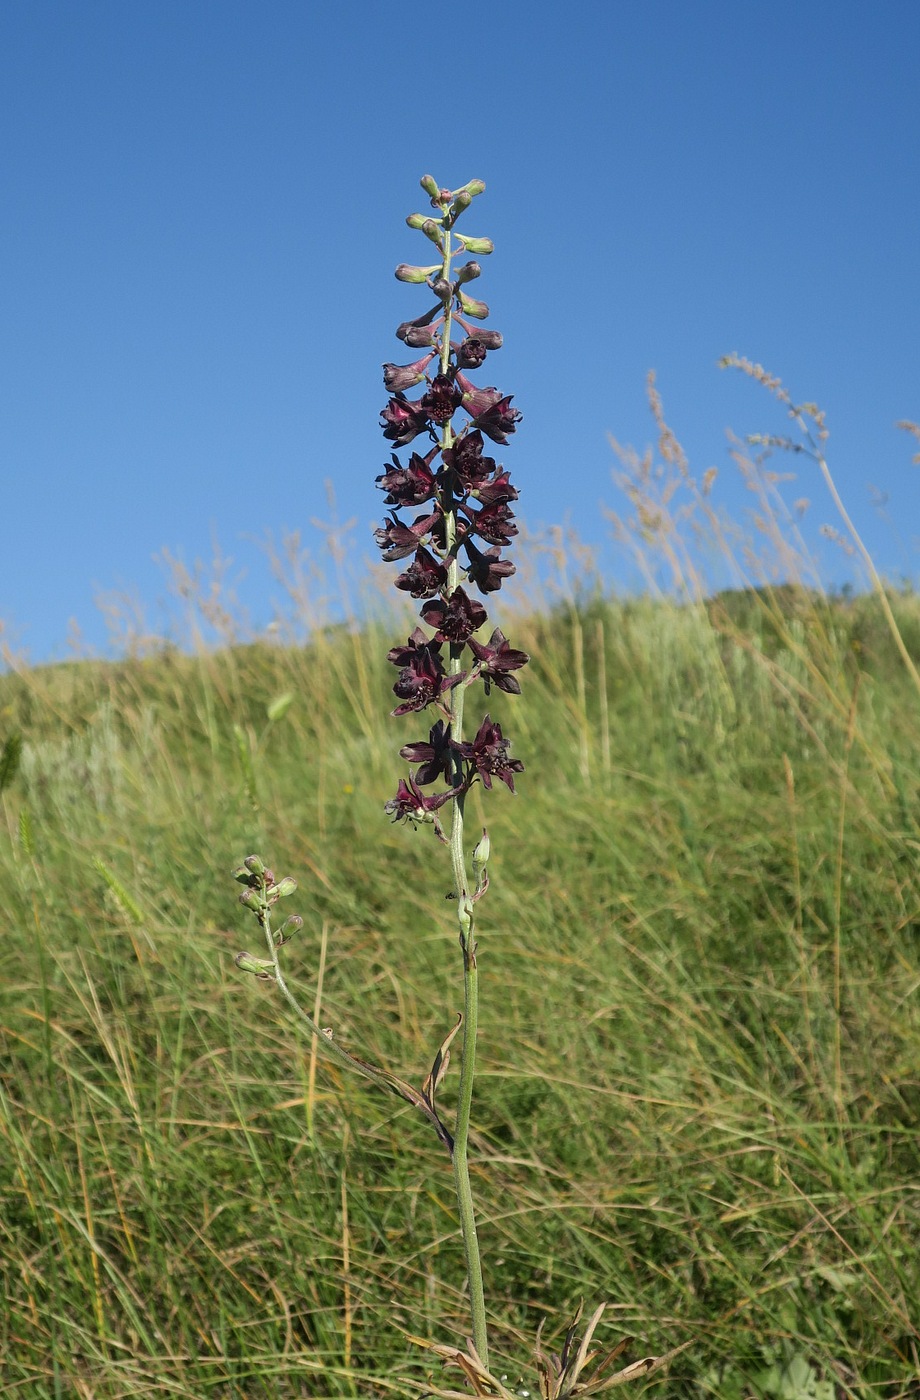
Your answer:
1,581 -> 919,1397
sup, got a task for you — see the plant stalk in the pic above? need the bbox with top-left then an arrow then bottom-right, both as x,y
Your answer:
439,215 -> 489,1369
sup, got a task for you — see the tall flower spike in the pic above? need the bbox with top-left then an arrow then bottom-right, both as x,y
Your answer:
374,177 -> 533,1369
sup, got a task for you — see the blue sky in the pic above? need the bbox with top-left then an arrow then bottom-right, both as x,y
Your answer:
3,1 -> 919,662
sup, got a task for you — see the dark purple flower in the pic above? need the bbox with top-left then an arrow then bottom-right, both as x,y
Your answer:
456,715 -> 524,793
456,374 -> 522,444
462,499 -> 518,546
399,719 -> 455,785
384,775 -> 461,840
455,373 -> 501,418
388,628 -> 464,716
374,508 -> 441,561
463,538 -> 516,594
394,545 -> 449,599
472,395 -> 522,445
383,354 -> 436,393
455,337 -> 490,369
387,625 -> 438,668
376,448 -> 438,506
421,373 -> 461,425
381,393 -> 432,446
420,587 -> 488,644
468,627 -> 529,695
442,430 -> 496,493
455,322 -> 503,351
473,469 -> 518,506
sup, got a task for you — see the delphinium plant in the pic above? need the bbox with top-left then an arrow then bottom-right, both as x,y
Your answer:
232,176 -> 681,1397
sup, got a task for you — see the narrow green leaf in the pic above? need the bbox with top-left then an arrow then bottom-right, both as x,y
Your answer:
0,732 -> 23,793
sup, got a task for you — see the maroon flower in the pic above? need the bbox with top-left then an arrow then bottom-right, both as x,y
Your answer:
421,374 -> 461,425
456,374 -> 522,444
455,324 -> 503,351
394,545 -> 449,599
399,719 -> 455,785
384,775 -> 461,840
462,499 -> 518,546
468,627 -> 529,695
374,508 -> 441,561
377,448 -> 438,506
442,430 -> 496,493
463,538 -> 516,594
473,469 -> 518,506
383,353 -> 436,393
456,715 -> 524,792
472,395 -> 522,445
421,587 -> 488,644
387,626 -> 433,667
381,393 -> 432,446
455,373 -> 502,418
388,628 -> 464,716
455,337 -> 490,369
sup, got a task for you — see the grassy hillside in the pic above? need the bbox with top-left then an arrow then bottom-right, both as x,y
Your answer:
1,582 -> 919,1397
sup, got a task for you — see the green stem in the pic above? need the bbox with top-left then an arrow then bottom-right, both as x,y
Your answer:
438,218 -> 489,1369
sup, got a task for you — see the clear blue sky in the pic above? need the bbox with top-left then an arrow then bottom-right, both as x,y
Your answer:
3,1 -> 919,662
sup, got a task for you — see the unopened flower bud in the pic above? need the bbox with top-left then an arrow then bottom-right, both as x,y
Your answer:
438,187 -> 452,203
446,191 -> 472,226
281,915 -> 304,938
395,263 -> 441,283
420,174 -> 440,200
427,275 -> 453,300
472,828 -> 491,876
262,869 -> 275,887
234,951 -> 275,978
231,863 -> 253,884
402,324 -> 440,348
473,329 -> 503,350
455,261 -> 481,286
406,213 -> 444,248
458,291 -> 490,320
396,305 -> 443,344
383,352 -> 436,392
456,234 -> 494,256
243,855 -> 265,875
457,179 -> 486,199
239,888 -> 263,910
267,876 -> 297,899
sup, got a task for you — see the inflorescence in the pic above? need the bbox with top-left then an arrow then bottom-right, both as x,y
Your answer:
377,176 -> 528,841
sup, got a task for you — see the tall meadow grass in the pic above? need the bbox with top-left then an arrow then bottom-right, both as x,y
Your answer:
1,382 -> 919,1397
